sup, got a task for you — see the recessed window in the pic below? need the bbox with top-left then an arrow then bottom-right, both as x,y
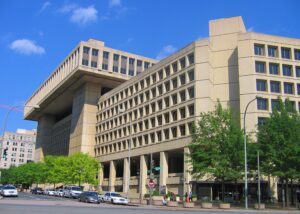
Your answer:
257,98 -> 268,110
172,78 -> 177,89
180,57 -> 186,69
188,86 -> 195,98
254,44 -> 265,56
297,84 -> 300,95
171,110 -> 177,121
188,104 -> 195,116
268,46 -> 278,57
284,82 -> 294,94
256,79 -> 267,92
144,62 -> 150,69
179,107 -> 186,119
179,125 -> 186,136
180,90 -> 186,102
258,117 -> 267,126
82,59 -> 89,66
269,63 -> 279,75
103,51 -> 109,59
286,101 -> 295,112
172,94 -> 177,105
281,47 -> 291,59
271,99 -> 280,111
188,69 -> 194,81
295,49 -> 300,60
83,46 -> 90,54
171,127 -> 177,138
172,62 -> 178,72
92,49 -> 98,56
282,65 -> 292,76
91,61 -> 97,68
255,61 -> 266,73
188,53 -> 194,65
296,67 -> 300,77
179,74 -> 186,85
270,81 -> 280,93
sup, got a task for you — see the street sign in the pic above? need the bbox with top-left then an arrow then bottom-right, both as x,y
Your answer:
148,179 -> 155,188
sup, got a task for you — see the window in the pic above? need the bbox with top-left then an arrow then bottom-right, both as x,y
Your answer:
295,49 -> 300,60
297,84 -> 300,95
296,67 -> 300,77
82,59 -> 89,66
83,46 -> 90,54
188,104 -> 195,116
172,62 -> 178,72
180,57 -> 186,69
188,53 -> 194,65
281,47 -> 291,59
282,65 -> 292,76
144,62 -> 150,69
103,51 -> 109,59
113,66 -> 119,72
180,90 -> 186,102
164,113 -> 170,123
270,81 -> 280,93
92,49 -> 98,56
102,63 -> 108,70
271,99 -> 280,111
164,129 -> 169,140
254,44 -> 265,55
286,100 -> 295,112
188,69 -> 194,81
91,61 -> 97,68
171,110 -> 177,121
188,86 -> 195,98
268,46 -> 278,57
113,54 -> 119,61
269,63 -> 279,75
172,78 -> 177,89
179,107 -> 186,119
179,74 -> 186,85
255,61 -> 266,73
164,81 -> 170,92
171,127 -> 177,138
258,117 -> 267,126
179,125 -> 186,136
256,80 -> 267,91
257,98 -> 268,110
284,82 -> 294,94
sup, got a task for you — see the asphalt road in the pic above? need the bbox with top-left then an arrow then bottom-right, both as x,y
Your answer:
0,192 -> 298,214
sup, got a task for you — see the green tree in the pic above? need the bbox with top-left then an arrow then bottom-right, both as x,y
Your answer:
45,155 -> 69,187
257,98 -> 300,206
188,102 -> 244,201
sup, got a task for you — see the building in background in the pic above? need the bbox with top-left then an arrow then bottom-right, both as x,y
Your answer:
24,16 -> 300,201
0,129 -> 36,169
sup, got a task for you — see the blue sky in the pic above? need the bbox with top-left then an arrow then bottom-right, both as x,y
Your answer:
0,0 -> 300,133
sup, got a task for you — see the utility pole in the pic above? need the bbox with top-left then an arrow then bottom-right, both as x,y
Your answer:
257,150 -> 261,209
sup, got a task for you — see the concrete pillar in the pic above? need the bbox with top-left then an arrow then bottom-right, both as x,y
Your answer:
35,114 -> 56,162
269,176 -> 278,202
139,155 -> 148,199
98,163 -> 104,192
109,160 -> 116,192
69,82 -> 101,155
123,158 -> 129,194
184,147 -> 192,193
160,151 -> 168,193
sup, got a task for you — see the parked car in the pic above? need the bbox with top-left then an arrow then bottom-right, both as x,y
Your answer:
1,185 -> 18,197
54,189 -> 64,197
78,191 -> 101,204
63,185 -> 83,198
44,188 -> 55,196
31,187 -> 43,194
102,192 -> 128,205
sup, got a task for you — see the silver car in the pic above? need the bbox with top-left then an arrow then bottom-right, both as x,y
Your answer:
1,185 -> 18,197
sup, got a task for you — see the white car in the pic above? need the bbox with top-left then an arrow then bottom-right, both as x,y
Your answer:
102,192 -> 128,205
1,185 -> 18,197
54,189 -> 64,197
63,185 -> 83,198
44,189 -> 55,196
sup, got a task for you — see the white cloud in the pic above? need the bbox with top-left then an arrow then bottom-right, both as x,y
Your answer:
108,0 -> 127,15
39,1 -> 51,13
58,3 -> 78,13
109,0 -> 122,8
9,39 -> 45,55
70,5 -> 98,25
247,27 -> 254,32
156,45 -> 177,60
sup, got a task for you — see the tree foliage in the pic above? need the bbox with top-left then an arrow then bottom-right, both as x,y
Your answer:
188,102 -> 244,200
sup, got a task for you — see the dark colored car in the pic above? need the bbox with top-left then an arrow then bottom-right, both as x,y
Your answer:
78,191 -> 100,204
31,187 -> 43,194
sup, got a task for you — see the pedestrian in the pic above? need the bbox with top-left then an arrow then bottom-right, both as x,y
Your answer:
185,192 -> 189,202
189,191 -> 193,202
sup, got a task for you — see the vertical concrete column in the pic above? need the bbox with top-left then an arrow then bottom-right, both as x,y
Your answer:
109,160 -> 116,192
184,147 -> 192,193
69,82 -> 101,155
160,151 -> 168,192
98,163 -> 104,192
35,114 -> 56,162
139,155 -> 148,199
123,158 -> 129,194
269,176 -> 278,201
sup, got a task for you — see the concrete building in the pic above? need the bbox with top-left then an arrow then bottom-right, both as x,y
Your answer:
25,16 -> 300,201
0,129 -> 36,169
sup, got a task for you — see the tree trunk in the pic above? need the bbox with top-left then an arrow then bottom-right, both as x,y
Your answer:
281,178 -> 285,207
290,179 -> 294,206
234,180 -> 238,202
221,178 -> 225,202
285,178 -> 289,208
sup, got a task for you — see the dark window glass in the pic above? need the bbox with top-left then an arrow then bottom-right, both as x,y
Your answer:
255,61 -> 265,73
92,49 -> 98,56
257,98 -> 268,110
144,62 -> 150,69
254,44 -> 265,55
281,47 -> 291,59
188,53 -> 194,65
270,81 -> 280,93
179,74 -> 186,85
296,67 -> 300,77
295,49 -> 300,60
297,84 -> 300,95
83,47 -> 90,54
268,46 -> 278,57
82,59 -> 89,66
103,51 -> 109,59
188,87 -> 195,98
282,65 -> 292,76
284,82 -> 294,94
91,61 -> 97,68
269,63 -> 279,75
271,99 -> 280,111
188,69 -> 194,81
258,117 -> 267,126
256,80 -> 267,91
128,70 -> 134,76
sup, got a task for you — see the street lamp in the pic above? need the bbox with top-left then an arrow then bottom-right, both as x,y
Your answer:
243,96 -> 260,209
118,108 -> 131,200
1,104 -> 39,159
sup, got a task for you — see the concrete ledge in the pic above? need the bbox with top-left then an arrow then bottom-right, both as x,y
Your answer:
167,201 -> 178,207
201,202 -> 213,209
130,199 -> 141,204
254,203 -> 265,210
183,202 -> 194,208
219,203 -> 230,209
153,200 -> 163,206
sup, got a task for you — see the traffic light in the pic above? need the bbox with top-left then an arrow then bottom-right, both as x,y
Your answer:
3,148 -> 8,159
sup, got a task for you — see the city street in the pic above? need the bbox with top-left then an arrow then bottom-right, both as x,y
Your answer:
0,192 -> 298,214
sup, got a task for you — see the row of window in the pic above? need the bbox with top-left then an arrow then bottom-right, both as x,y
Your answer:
97,85 -> 195,125
256,79 -> 300,95
254,44 -> 300,60
255,61 -> 300,77
96,103 -> 195,142
95,122 -> 193,156
82,46 -> 154,76
257,98 -> 300,112
98,53 -> 195,111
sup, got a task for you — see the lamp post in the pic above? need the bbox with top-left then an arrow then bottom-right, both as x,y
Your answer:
0,104 -> 39,159
119,108 -> 131,200
243,96 -> 260,209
